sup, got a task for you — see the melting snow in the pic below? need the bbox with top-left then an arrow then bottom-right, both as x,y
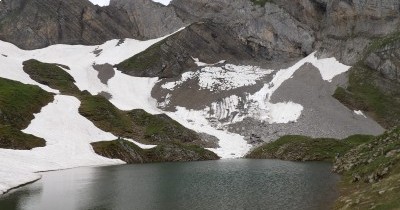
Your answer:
0,29 -> 351,194
168,107 -> 251,159
162,63 -> 273,91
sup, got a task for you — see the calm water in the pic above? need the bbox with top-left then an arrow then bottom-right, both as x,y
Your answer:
0,159 -> 339,210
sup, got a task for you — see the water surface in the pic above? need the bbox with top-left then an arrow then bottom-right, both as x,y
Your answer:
0,159 -> 339,210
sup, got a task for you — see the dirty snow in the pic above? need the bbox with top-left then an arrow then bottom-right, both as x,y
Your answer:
162,63 -> 273,91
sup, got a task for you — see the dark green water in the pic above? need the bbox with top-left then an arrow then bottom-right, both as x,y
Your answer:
0,159 -> 339,210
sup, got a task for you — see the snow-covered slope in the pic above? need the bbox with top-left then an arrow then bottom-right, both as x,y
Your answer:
0,27 -> 360,194
0,31 -> 179,194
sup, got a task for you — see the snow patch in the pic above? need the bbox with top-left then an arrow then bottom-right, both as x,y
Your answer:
152,0 -> 171,6
310,54 -> 351,82
269,102 -> 304,123
354,110 -> 367,118
167,107 -> 251,159
192,57 -> 226,67
89,0 -> 109,6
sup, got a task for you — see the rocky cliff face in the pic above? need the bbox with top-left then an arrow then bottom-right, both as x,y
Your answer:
172,0 -> 316,61
0,0 -> 183,49
2,0 -> 400,67
318,0 -> 400,64
0,0 -> 141,49
110,0 -> 184,39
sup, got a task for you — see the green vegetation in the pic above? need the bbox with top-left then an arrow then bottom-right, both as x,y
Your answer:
79,93 -> 135,138
129,109 -> 199,144
23,59 -> 80,95
0,77 -> 54,129
91,139 -> 146,163
365,31 -> 400,56
246,134 -> 374,161
0,77 -> 52,149
145,142 -> 219,162
333,64 -> 400,128
250,0 -> 272,7
78,94 -> 203,146
115,41 -> 164,75
334,127 -> 400,210
92,139 -> 219,163
0,126 -> 45,150
333,31 -> 400,129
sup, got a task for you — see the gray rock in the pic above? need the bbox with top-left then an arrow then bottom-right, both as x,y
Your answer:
110,0 -> 184,39
365,53 -> 382,70
378,59 -> 398,81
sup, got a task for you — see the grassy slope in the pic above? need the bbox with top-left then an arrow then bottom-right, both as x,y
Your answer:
79,93 -> 136,139
333,64 -> 400,128
129,109 -> 200,145
92,139 -> 219,163
334,128 -> 400,210
0,126 -> 46,150
23,59 -> 80,95
114,41 -> 164,75
333,34 -> 400,128
0,77 -> 53,149
246,135 -> 374,161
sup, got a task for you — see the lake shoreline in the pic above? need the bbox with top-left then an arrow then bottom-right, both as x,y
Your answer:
0,159 -> 339,210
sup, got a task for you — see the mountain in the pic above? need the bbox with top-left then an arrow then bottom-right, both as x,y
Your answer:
0,0 -> 182,49
0,1 -> 399,208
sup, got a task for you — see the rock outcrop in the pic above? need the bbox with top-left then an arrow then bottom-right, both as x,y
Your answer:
2,0 -> 400,68
172,0 -> 316,61
0,0 -> 182,49
0,0 -> 141,49
110,0 -> 184,39
318,0 -> 400,64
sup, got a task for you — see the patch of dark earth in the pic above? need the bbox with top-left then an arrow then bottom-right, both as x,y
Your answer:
116,39 -> 125,47
98,91 -> 113,100
92,48 -> 103,57
93,63 -> 116,85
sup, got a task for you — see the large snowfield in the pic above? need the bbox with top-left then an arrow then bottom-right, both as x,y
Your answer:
0,27 -> 351,194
